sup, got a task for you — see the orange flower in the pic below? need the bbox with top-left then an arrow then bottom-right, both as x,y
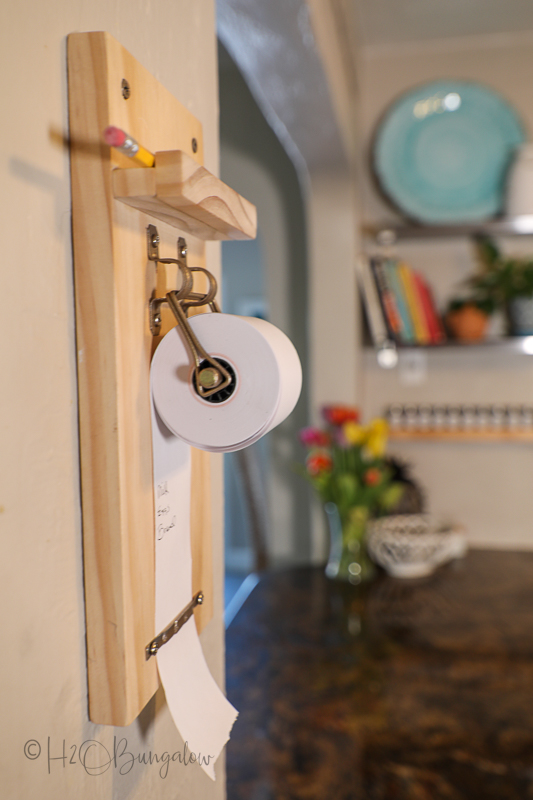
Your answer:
306,451 -> 333,476
364,468 -> 382,487
322,405 -> 360,426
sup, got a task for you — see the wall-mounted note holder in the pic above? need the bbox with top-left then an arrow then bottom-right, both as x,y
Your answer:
67,31 -> 256,727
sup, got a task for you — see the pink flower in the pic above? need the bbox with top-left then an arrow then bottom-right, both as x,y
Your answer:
299,427 -> 330,448
321,405 -> 360,427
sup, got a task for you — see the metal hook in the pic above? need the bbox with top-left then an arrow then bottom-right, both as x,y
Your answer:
148,233 -> 194,335
182,267 -> 220,312
147,226 -> 232,399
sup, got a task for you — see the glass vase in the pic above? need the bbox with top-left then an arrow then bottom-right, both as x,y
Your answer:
324,502 -> 376,584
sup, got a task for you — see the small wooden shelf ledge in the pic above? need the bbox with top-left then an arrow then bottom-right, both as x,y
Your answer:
113,150 -> 257,241
389,429 -> 533,442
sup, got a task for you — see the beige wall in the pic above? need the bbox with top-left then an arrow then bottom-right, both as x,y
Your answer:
359,34 -> 533,549
221,145 -> 304,564
306,172 -> 363,559
0,2 -> 225,798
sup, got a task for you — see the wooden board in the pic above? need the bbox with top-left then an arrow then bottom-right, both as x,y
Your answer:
67,31 -> 223,726
113,150 -> 257,240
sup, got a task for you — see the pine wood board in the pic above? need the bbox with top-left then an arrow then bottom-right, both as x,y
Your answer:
68,31 -> 216,726
113,150 -> 257,240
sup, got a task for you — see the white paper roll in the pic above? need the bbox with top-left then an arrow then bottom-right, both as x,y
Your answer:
151,313 -> 302,452
150,313 -> 302,779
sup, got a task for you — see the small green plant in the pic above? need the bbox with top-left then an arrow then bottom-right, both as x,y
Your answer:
446,295 -> 495,317
446,236 -> 533,327
469,236 -> 533,306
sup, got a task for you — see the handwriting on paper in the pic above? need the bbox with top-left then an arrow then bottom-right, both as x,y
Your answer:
156,482 -> 176,540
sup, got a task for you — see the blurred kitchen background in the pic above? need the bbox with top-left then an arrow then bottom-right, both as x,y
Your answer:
217,0 -> 533,611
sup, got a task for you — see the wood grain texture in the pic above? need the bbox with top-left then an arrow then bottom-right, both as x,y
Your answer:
68,31 -> 214,726
112,150 -> 257,240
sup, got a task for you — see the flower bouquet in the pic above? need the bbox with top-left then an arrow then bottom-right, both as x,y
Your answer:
299,406 -> 404,583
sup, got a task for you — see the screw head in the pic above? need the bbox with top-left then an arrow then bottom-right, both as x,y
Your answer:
198,368 -> 221,389
121,78 -> 131,99
192,138 -> 198,153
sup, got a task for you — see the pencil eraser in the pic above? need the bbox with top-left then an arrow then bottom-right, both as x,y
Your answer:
103,126 -> 127,147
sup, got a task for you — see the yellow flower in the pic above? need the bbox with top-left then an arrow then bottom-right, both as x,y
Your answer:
365,418 -> 389,457
343,421 -> 366,445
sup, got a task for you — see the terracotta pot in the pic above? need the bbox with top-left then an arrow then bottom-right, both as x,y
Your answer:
445,305 -> 490,342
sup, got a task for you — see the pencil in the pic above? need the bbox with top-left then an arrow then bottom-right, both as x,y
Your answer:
103,126 -> 155,168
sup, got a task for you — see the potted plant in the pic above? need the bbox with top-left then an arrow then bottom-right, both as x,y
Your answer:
444,295 -> 495,342
298,406 -> 404,583
469,236 -> 533,335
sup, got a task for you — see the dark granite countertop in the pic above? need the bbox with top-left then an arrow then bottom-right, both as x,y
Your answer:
226,551 -> 533,800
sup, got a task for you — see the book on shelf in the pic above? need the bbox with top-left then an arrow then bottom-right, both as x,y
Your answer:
355,255 -> 390,346
369,259 -> 403,339
359,254 -> 446,346
398,262 -> 431,344
383,259 -> 416,343
412,271 -> 446,344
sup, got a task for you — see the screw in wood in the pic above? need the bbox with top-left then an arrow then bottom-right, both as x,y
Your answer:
191,138 -> 198,153
121,78 -> 131,99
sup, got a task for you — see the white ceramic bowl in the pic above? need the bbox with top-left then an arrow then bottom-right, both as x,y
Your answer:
367,515 -> 466,579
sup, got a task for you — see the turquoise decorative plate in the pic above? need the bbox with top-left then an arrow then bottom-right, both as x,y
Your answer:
373,81 -> 526,223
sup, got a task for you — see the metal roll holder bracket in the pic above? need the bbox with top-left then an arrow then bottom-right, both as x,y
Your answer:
146,591 -> 204,660
147,224 -> 232,399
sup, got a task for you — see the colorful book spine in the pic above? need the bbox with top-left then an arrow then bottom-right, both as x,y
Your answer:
370,258 -> 402,339
412,272 -> 446,344
428,285 -> 446,343
384,260 -> 416,344
398,262 -> 431,344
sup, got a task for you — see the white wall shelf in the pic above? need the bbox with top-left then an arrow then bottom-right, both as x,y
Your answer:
365,218 -> 533,242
